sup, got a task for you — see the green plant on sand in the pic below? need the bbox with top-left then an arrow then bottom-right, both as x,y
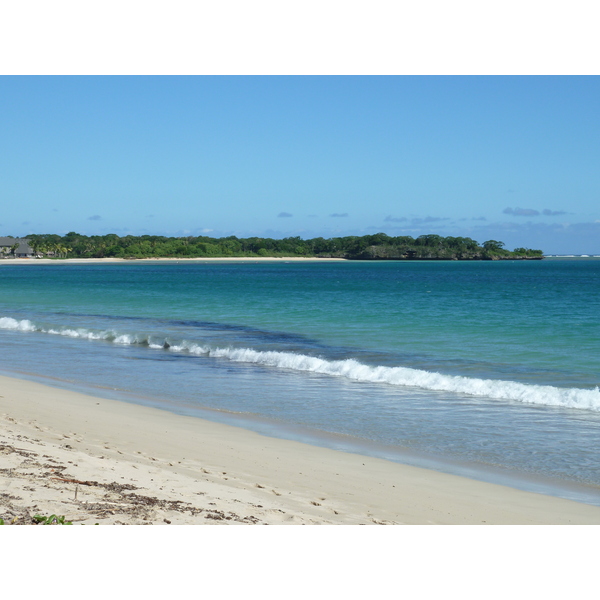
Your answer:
32,514 -> 72,525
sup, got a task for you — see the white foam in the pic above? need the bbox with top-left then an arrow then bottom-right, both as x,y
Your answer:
2,315 -> 599,412
205,347 -> 600,411
0,317 -> 36,331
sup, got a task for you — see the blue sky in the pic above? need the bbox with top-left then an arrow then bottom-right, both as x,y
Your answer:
1,76 -> 599,253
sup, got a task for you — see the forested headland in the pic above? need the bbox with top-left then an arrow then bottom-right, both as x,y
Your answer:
25,232 -> 544,260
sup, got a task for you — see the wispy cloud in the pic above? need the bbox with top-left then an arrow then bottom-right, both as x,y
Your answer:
384,215 -> 450,226
503,207 -> 540,216
542,209 -> 568,216
278,212 -> 293,218
504,207 -> 569,217
88,215 -> 102,221
411,216 -> 449,224
329,213 -> 348,218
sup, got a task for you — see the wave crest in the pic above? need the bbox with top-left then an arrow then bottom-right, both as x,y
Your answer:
2,315 -> 599,411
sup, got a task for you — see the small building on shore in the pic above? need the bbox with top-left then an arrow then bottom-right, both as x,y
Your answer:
0,237 -> 35,258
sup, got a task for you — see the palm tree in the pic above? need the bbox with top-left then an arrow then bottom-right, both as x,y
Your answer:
29,239 -> 45,258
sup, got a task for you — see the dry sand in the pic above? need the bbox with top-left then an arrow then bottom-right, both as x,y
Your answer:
2,374 -> 600,525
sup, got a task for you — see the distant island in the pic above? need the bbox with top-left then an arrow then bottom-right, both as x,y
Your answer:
10,232 -> 544,261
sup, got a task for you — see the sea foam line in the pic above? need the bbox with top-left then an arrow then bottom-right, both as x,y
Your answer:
2,316 -> 599,412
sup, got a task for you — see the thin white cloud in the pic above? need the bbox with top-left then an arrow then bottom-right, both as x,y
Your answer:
411,216 -> 449,224
503,207 -> 540,216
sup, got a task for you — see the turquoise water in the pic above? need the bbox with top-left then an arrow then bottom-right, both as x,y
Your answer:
1,259 -> 599,503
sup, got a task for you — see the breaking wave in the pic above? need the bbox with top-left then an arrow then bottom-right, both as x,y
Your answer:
2,316 -> 599,412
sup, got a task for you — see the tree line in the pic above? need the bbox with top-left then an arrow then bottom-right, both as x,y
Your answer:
25,232 -> 544,260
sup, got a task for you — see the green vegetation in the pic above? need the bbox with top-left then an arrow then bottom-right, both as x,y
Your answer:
32,514 -> 72,525
26,232 -> 544,261
0,514 -> 72,525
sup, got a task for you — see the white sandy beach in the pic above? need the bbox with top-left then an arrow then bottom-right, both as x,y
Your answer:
0,257 -> 346,265
2,374 -> 600,525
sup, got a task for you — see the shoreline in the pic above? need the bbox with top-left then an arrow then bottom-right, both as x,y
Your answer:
2,373 -> 600,524
0,256 -> 551,265
0,257 -> 347,265
7,367 -> 600,509
7,255 -> 600,265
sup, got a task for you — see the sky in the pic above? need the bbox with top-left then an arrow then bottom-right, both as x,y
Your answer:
1,75 -> 599,254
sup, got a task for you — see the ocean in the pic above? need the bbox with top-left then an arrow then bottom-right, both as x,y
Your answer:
1,258 -> 599,504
